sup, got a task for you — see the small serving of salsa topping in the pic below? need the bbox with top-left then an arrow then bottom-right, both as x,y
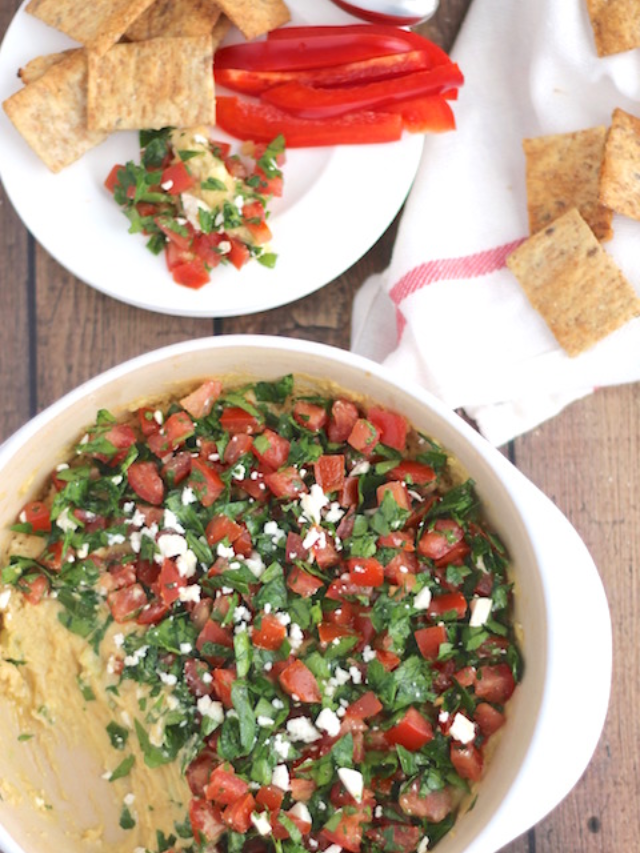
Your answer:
1,376 -> 522,853
105,129 -> 285,290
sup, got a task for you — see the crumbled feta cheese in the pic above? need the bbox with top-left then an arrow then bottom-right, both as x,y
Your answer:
349,666 -> 363,685
159,672 -> 178,686
161,179 -> 174,190
289,802 -> 312,824
196,696 -> 224,724
181,487 -> 196,506
275,611 -> 291,626
257,715 -> 275,727
76,543 -> 90,560
164,509 -> 185,533
286,716 -> 321,743
438,710 -> 450,725
449,713 -> 476,745
271,764 -> 290,791
233,605 -> 251,624
244,551 -> 266,579
182,192 -> 211,231
217,543 -> 235,559
157,533 -> 188,560
264,520 -> 286,544
302,526 -> 325,550
417,837 -> 430,853
272,698 -> 284,710
469,597 -> 493,627
362,645 -> 377,663
325,502 -> 345,523
333,667 -> 350,686
179,584 -> 201,603
374,806 -> 383,819
106,533 -> 126,546
177,550 -> 197,578
289,623 -> 304,651
231,463 -> 246,480
0,589 -> 11,610
337,768 -> 364,802
351,460 -> 371,476
56,506 -> 78,533
273,733 -> 291,759
251,812 -> 273,836
113,632 -> 125,648
413,586 -> 433,610
300,484 -> 329,524
124,645 -> 149,667
179,642 -> 193,654
219,240 -> 232,254
315,707 -> 341,737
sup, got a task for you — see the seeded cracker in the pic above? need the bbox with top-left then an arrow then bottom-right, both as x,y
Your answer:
584,0 -> 640,57
213,0 -> 290,40
18,49 -> 79,85
26,0 -> 157,56
87,36 -> 215,132
599,107 -> 640,221
3,51 -> 107,173
523,127 -> 613,241
506,208 -> 640,357
125,0 -> 221,41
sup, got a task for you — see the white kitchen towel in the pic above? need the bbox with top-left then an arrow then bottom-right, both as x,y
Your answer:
351,0 -> 640,446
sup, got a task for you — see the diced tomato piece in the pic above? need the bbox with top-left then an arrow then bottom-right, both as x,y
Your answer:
474,702 -> 506,737
227,237 -> 251,271
127,461 -> 164,505
367,406 -> 408,451
366,823 -> 421,853
384,554 -> 419,590
318,622 -> 355,646
427,591 -> 468,620
223,433 -> 254,464
220,406 -> 261,434
339,477 -> 360,507
137,406 -> 160,437
105,163 -> 125,193
415,624 -> 447,661
197,619 -> 235,653
164,411 -> 195,448
278,660 -> 322,703
289,778 -> 316,802
418,519 -> 466,562
307,526 -> 341,569
186,749 -> 218,797
377,480 -> 411,510
346,556 -> 384,587
39,540 -> 64,571
379,530 -> 415,551
399,782 -> 453,821
189,798 -> 226,845
22,574 -> 49,605
192,231 -> 225,268
272,809 -> 312,840
293,400 -> 328,432
321,807 -> 370,853
212,668 -> 236,708
180,380 -> 222,419
189,458 -> 224,506
256,783 -> 285,812
161,160 -> 196,194
348,418 -> 381,456
98,563 -> 137,594
252,165 -> 283,197
450,743 -> 484,782
287,565 -> 324,597
216,96 -> 403,148
156,218 -> 195,251
346,691 -> 383,719
453,665 -> 477,688
161,451 -> 192,487
206,514 -> 244,547
474,664 -> 516,704
206,764 -> 250,806
327,399 -> 360,443
20,500 -> 51,533
242,199 -> 272,245
157,558 -> 187,605
107,583 -> 147,622
253,613 -> 287,650
264,466 -> 307,498
387,460 -> 436,485
385,707 -> 433,750
222,792 -> 255,834
251,428 -> 290,470
326,576 -> 370,600
314,454 -> 345,494
184,658 -> 215,698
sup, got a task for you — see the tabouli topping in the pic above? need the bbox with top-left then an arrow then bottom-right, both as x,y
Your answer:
1,375 -> 523,853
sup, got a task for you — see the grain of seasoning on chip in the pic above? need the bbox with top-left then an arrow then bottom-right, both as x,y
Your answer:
26,0 -> 157,56
523,127 -> 613,241
506,207 -> 640,357
599,107 -> 640,221
87,36 -> 215,132
213,0 -> 290,40
584,0 -> 640,57
125,0 -> 221,42
3,50 -> 108,173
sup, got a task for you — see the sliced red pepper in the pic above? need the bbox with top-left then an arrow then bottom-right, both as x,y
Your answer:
262,64 -> 464,120
374,94 -> 456,133
216,97 -> 403,147
267,24 -> 453,69
215,50 -> 439,96
215,32 -> 414,72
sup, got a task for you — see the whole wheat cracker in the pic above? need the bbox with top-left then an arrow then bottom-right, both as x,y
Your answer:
584,0 -> 640,57
213,0 -> 290,40
599,107 -> 640,221
125,0 -> 221,42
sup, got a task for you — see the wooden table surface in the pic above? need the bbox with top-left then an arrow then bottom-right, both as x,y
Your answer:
0,1 -> 637,851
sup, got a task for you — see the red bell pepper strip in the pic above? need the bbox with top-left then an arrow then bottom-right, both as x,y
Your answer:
267,24 -> 452,68
214,32 -> 414,72
215,50 -> 438,96
373,94 -> 456,133
215,96 -> 403,147
262,63 -> 464,119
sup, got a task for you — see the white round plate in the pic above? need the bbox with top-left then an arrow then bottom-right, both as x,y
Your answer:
0,0 -> 425,317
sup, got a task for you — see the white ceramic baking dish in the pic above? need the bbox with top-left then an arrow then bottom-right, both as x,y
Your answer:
0,335 -> 611,853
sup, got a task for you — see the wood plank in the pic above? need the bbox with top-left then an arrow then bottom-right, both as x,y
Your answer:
0,0 -> 30,445
511,385 -> 640,853
33,247 -> 216,411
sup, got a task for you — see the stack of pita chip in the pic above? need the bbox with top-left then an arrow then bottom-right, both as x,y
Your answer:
3,0 -> 290,172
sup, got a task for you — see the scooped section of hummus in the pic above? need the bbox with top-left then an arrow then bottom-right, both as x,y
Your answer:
0,375 -> 523,853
